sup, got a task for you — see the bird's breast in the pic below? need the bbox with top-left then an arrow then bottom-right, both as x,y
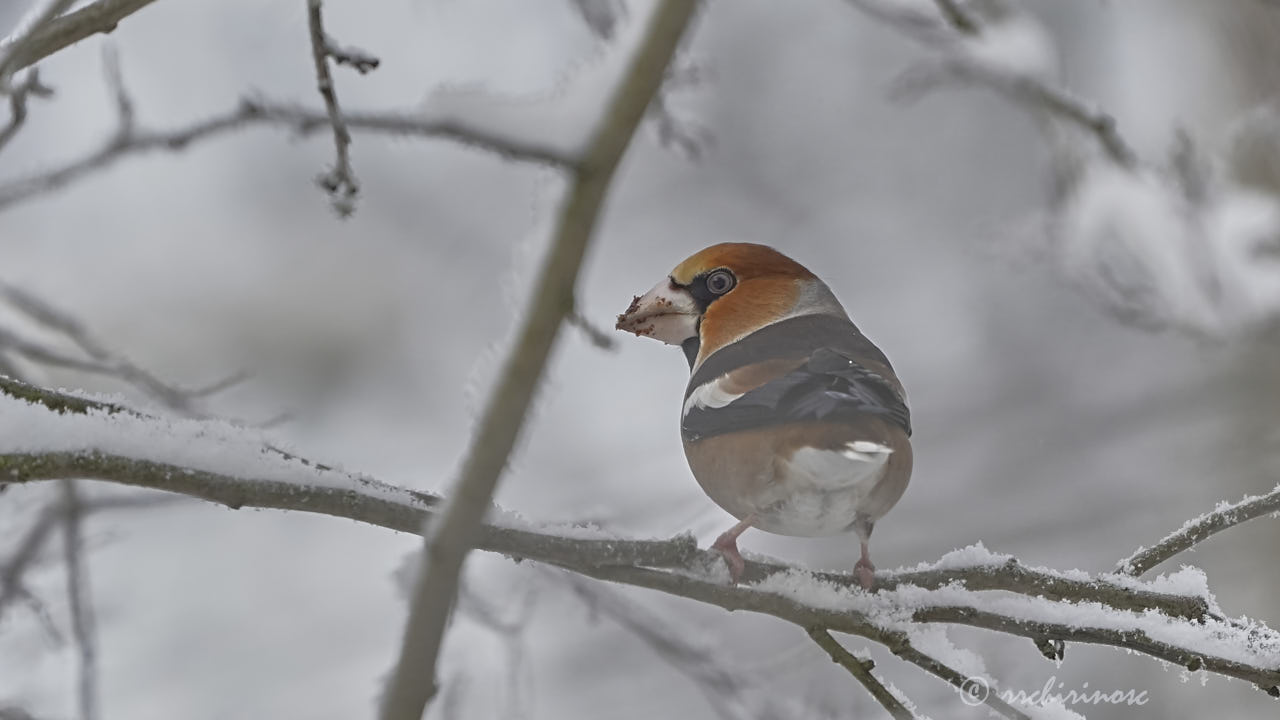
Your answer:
683,422 -> 909,538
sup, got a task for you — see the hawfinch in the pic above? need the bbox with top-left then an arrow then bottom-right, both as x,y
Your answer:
615,243 -> 911,589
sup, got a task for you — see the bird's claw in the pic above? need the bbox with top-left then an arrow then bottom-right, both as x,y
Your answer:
711,538 -> 746,584
854,558 -> 876,590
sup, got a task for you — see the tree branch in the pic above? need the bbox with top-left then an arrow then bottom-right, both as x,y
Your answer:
0,0 -> 77,84
807,628 -> 915,720
379,3 -> 699,717
0,0 -> 162,77
3,378 -> 1280,708
1117,484 -> 1280,576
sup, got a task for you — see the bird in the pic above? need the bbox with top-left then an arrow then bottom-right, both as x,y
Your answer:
615,243 -> 912,589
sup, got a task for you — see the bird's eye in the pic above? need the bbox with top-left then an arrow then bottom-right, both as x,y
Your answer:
705,269 -> 736,295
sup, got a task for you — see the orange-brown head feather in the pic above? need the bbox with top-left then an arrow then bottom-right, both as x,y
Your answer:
669,243 -> 846,366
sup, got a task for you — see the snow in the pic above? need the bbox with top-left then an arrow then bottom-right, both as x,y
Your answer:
750,560 -> 1280,683
957,10 -> 1057,82
1056,161 -> 1280,337
895,540 -> 1010,573
1024,698 -> 1087,720
0,385 -> 412,503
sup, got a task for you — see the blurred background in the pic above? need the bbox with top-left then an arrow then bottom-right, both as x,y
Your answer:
2,0 -> 1280,718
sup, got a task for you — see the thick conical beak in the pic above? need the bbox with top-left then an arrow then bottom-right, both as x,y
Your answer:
615,279 -> 699,346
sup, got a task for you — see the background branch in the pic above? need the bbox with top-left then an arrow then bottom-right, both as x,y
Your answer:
0,97 -> 576,213
59,480 -> 98,720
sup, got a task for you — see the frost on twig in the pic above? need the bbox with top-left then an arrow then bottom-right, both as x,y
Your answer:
305,0 -> 381,216
1117,484 -> 1280,576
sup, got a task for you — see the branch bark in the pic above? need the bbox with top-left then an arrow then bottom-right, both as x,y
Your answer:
379,3 -> 699,717
808,628 -> 916,720
1,0 -> 162,76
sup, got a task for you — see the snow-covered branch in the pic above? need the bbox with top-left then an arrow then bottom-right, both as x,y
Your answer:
3,378 -> 1280,715
1117,484 -> 1280,577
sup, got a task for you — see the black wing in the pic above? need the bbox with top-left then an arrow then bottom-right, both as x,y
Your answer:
681,347 -> 911,442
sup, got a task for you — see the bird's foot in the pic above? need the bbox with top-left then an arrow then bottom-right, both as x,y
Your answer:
854,557 -> 876,590
711,534 -> 746,584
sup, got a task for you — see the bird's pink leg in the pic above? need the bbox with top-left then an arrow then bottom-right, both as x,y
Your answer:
854,540 -> 876,590
710,514 -> 756,583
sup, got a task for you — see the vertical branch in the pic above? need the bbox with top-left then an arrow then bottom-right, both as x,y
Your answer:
377,2 -> 699,719
60,480 -> 98,720
305,0 -> 374,216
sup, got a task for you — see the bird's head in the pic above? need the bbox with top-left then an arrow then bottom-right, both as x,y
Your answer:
616,243 -> 848,369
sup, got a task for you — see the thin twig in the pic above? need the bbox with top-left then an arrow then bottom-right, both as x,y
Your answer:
0,98 -> 575,213
380,3 -> 699,717
59,480 -> 98,720
567,311 -> 617,350
305,0 -> 362,216
1,492 -> 173,622
1,283 -> 246,413
931,0 -> 979,35
1118,484 -> 1280,576
807,628 -> 914,720
0,68 -> 53,155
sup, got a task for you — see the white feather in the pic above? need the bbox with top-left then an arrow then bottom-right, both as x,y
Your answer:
682,374 -> 744,417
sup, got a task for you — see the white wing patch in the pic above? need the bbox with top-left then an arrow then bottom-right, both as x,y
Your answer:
840,440 -> 894,463
784,442 -> 892,493
682,374 -> 744,418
